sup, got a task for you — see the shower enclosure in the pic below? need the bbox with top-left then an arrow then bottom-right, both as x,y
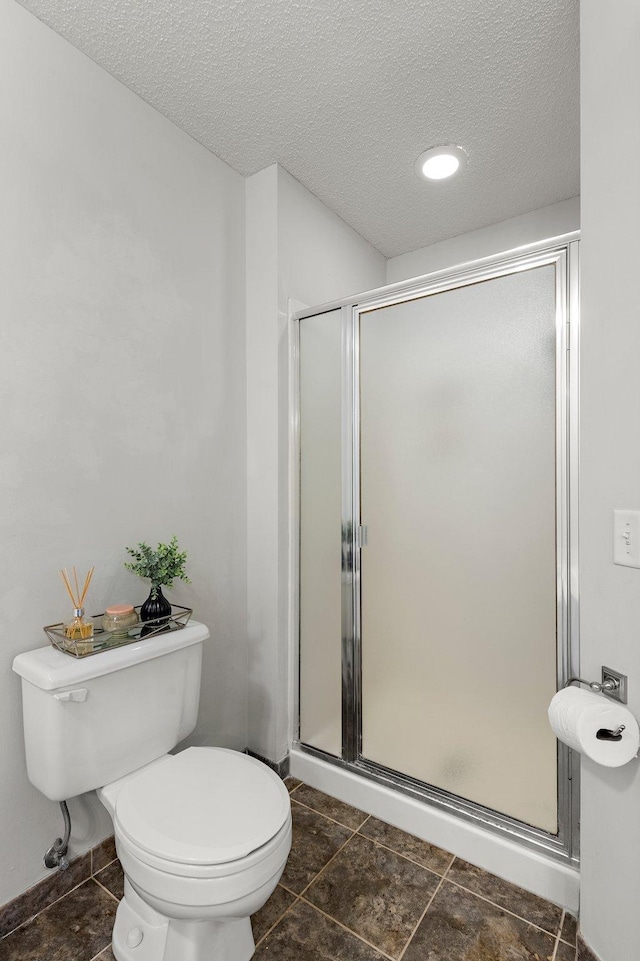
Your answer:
293,239 -> 579,869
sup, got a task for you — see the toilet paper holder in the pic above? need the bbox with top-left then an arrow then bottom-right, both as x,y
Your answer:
595,724 -> 625,741
565,666 -> 628,704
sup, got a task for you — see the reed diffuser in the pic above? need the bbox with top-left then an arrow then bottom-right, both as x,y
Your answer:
60,566 -> 95,651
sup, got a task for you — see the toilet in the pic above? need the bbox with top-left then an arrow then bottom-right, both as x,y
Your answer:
12,621 -> 292,961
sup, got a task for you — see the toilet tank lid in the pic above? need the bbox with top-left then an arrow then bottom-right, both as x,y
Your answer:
12,621 -> 209,690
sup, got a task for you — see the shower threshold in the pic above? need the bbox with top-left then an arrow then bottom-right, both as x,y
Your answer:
289,744 -> 579,914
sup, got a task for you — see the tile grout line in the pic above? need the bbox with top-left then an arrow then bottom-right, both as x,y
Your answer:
288,797 -> 564,956
298,896 -> 396,961
87,945 -> 111,961
2,844 -> 117,942
553,907 -> 579,958
286,786 -> 563,955
396,855 -> 453,960
556,907 -> 580,947
295,796 -> 563,940
552,909 -> 566,960
441,874 -> 563,940
3,865 -> 121,944
290,796 -> 370,833
91,876 -> 121,905
279,881 -> 303,898
293,799 -> 452,883
254,893 -> 301,948
354,829 -> 455,879
291,782 -> 572,932
292,788 -> 564,942
293,788 -> 565,928
0,873 -> 93,941
256,875 -> 395,960
296,828 -> 359,900
291,821 -> 449,961
92,857 -> 118,878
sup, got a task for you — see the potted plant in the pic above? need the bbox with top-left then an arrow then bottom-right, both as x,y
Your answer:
125,536 -> 191,625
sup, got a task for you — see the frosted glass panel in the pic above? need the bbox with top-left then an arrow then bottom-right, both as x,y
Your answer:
299,310 -> 342,756
360,266 -> 559,832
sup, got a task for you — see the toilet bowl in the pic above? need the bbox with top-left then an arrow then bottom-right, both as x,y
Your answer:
99,747 -> 292,961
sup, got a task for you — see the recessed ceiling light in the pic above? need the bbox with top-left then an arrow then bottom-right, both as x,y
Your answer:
415,145 -> 468,181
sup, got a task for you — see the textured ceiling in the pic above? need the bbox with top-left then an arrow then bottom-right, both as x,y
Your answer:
16,0 -> 579,258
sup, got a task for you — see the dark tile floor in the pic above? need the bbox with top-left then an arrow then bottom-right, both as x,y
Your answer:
1,777 -> 578,961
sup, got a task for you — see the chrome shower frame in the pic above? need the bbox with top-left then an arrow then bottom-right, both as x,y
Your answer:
291,233 -> 580,866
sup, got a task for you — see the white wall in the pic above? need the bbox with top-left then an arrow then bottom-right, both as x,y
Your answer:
387,198 -> 579,285
0,0 -> 247,906
277,168 -> 387,310
246,165 -> 280,762
579,3 -> 640,959
245,164 -> 386,763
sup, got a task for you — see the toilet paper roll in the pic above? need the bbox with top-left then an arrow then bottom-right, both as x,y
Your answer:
548,686 -> 640,767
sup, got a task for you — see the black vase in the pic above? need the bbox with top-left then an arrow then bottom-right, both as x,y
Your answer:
140,585 -> 172,635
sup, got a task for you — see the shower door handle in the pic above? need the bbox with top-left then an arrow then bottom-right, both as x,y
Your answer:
356,525 -> 368,548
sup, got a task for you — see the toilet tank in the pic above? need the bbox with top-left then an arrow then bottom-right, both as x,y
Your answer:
12,621 -> 209,801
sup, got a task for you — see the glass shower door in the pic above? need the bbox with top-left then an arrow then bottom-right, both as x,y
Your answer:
359,265 -> 560,833
298,309 -> 343,757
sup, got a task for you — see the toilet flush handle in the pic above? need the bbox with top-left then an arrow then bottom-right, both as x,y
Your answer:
53,688 -> 88,702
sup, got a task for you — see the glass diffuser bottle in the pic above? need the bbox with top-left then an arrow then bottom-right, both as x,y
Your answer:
60,566 -> 95,654
64,607 -> 94,640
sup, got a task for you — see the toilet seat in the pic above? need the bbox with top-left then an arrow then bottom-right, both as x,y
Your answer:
114,747 -> 291,872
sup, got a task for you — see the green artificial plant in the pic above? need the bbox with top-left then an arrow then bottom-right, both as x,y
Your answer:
124,536 -> 191,598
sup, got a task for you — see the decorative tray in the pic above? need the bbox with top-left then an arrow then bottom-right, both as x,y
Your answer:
44,605 -> 193,658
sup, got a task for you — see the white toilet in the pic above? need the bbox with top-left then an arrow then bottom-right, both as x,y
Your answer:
12,621 -> 292,961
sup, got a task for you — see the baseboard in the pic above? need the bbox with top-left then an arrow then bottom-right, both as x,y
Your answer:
0,835 -> 116,940
246,749 -> 290,778
577,934 -> 601,961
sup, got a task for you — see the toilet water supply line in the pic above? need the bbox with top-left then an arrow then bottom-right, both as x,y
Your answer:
44,801 -> 71,870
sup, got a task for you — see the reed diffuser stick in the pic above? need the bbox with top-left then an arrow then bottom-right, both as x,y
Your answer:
60,567 -> 94,609
60,566 -> 95,643
79,566 -> 94,608
60,569 -> 75,606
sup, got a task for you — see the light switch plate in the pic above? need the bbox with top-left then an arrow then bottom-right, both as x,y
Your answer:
613,510 -> 640,568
